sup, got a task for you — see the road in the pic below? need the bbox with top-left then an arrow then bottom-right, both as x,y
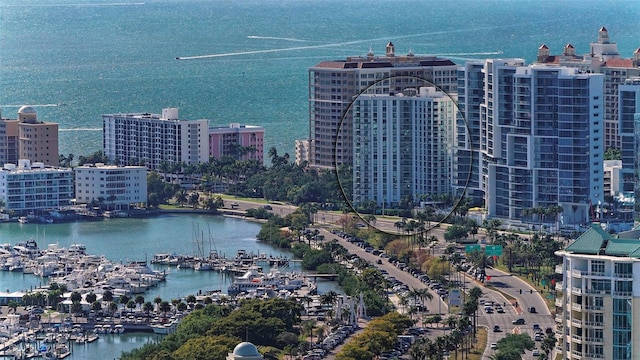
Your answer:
317,228 -> 449,317
221,199 -> 555,358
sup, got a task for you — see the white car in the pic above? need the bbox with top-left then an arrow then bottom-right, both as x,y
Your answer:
532,349 -> 540,356
490,343 -> 498,350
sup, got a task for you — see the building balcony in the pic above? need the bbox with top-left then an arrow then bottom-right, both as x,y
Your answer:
571,334 -> 582,343
556,298 -> 564,307
571,318 -> 582,327
583,305 -> 603,311
584,337 -> 603,343
583,321 -> 603,327
613,290 -> 633,297
585,353 -> 604,359
556,265 -> 564,274
585,289 -> 609,295
571,269 -> 584,278
613,273 -> 633,279
571,350 -> 583,357
571,287 -> 582,294
571,304 -> 583,312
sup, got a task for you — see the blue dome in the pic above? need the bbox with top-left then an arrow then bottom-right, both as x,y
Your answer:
233,342 -> 260,357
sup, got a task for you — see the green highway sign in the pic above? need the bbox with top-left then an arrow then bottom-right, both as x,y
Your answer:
485,245 -> 503,256
465,244 -> 481,253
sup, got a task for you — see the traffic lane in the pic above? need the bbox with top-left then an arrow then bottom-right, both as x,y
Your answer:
318,229 -> 448,315
484,268 -> 551,317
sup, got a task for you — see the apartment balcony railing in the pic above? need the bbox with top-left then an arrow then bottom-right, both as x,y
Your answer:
571,318 -> 582,327
584,321 -> 603,327
584,337 -> 603,343
585,289 -> 609,295
585,353 -> 604,358
571,287 -> 582,294
571,350 -> 583,357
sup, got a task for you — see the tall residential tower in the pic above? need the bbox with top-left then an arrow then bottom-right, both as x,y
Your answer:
301,43 -> 458,168
102,108 -> 209,171
456,61 -> 604,225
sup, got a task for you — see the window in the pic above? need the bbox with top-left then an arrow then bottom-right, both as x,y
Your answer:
591,260 -> 604,274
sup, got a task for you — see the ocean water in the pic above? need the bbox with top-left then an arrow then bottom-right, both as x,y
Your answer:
0,0 -> 638,160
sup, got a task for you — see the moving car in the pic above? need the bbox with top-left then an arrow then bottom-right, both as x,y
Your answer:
493,325 -> 502,332
490,343 -> 498,350
512,318 -> 526,325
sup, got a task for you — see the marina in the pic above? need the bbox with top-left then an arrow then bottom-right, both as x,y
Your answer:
0,213 -> 338,360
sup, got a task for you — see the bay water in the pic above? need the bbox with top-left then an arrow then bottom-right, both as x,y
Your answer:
0,213 -> 340,359
0,0 -> 638,159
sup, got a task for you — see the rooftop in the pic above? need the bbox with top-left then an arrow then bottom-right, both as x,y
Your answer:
564,224 -> 640,258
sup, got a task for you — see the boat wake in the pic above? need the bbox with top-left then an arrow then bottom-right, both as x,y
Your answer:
1,2 -> 144,7
0,103 -> 64,108
247,35 -> 308,42
440,51 -> 504,56
59,128 -> 102,132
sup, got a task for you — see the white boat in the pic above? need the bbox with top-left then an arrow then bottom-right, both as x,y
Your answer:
114,324 -> 125,334
18,216 -> 29,224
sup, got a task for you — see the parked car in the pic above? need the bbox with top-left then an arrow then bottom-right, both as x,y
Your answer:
490,343 -> 498,350
529,306 -> 537,313
512,318 -> 526,325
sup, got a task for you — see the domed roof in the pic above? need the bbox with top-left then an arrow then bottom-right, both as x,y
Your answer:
232,342 -> 260,357
18,106 -> 37,114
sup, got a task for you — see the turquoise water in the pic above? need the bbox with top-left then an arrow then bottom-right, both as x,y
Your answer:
0,214 -> 340,360
0,0 -> 638,159
0,214 -> 274,296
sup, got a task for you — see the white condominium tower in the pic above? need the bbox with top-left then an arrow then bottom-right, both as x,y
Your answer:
555,224 -> 638,360
303,42 -> 458,168
352,87 -> 455,207
456,60 -> 604,225
103,108 -> 209,171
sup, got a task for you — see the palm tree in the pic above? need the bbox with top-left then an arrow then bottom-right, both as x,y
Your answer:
176,189 -> 188,207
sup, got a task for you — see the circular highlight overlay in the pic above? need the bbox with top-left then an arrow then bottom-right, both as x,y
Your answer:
335,76 -> 472,236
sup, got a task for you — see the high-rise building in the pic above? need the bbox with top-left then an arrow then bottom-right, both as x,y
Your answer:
454,59 -> 525,204
456,61 -> 604,225
208,123 -> 264,162
0,106 -> 59,166
352,87 -> 455,207
0,109 -> 19,166
617,78 -> 640,195
102,108 -> 209,171
554,224 -> 638,360
17,106 -> 59,166
0,159 -> 73,213
536,27 -> 640,151
302,42 -> 458,168
74,163 -> 148,209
